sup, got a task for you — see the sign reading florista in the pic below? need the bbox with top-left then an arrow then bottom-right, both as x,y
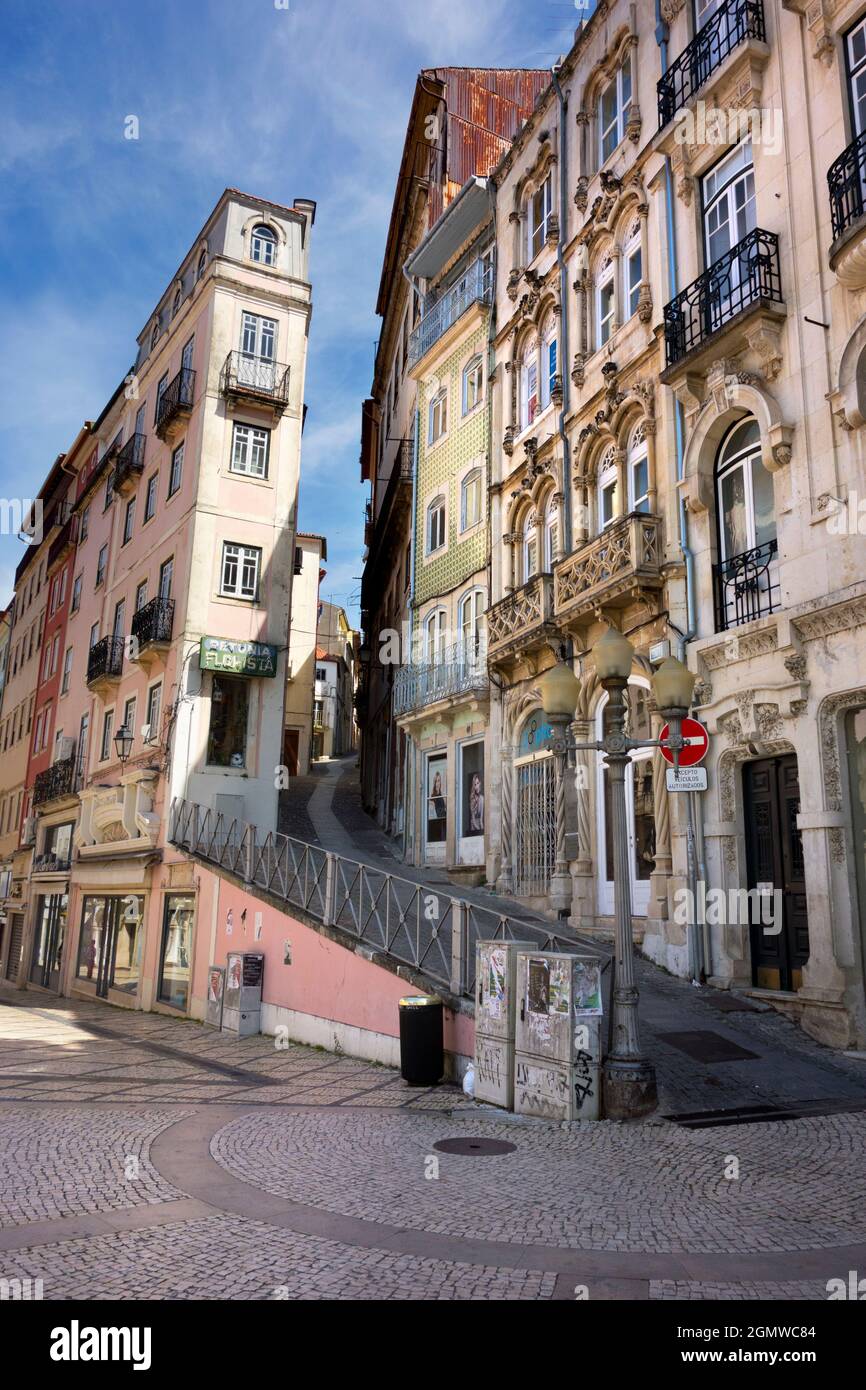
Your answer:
199,637 -> 278,678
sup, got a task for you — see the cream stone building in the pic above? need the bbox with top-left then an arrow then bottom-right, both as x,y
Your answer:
364,0 -> 866,1048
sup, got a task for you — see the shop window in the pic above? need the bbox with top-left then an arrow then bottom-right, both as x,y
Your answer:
207,675 -> 249,767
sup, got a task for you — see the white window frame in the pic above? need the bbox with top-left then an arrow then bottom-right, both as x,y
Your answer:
519,344 -> 539,433
462,355 -> 483,415
460,467 -> 483,533
426,495 -> 446,554
220,542 -> 262,601
100,708 -> 114,763
459,588 -> 486,662
423,609 -> 447,666
527,174 -> 553,261
628,428 -> 650,514
599,56 -> 632,165
625,231 -> 642,320
597,261 -> 616,347
230,422 -> 270,478
168,442 -> 184,497
250,224 -> 277,266
428,387 -> 448,446
61,646 -> 73,695
522,512 -> 539,583
145,682 -> 162,743
598,449 -> 619,529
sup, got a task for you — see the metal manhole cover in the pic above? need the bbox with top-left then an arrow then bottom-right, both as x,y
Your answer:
433,1137 -> 516,1156
656,1030 -> 759,1063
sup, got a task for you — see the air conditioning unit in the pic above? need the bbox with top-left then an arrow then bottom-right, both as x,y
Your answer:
54,736 -> 75,762
21,818 -> 36,847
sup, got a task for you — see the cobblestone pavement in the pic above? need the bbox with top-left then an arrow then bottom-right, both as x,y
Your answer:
1,991 -> 866,1300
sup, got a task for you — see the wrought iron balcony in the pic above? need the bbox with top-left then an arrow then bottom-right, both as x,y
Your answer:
487,574 -> 555,662
663,228 -> 782,370
155,367 -> 195,441
33,756 -> 76,808
713,538 -> 779,631
827,130 -> 866,289
407,257 -> 493,369
86,635 -> 124,688
111,433 -> 146,495
554,514 -> 664,627
393,639 -> 489,718
131,596 -> 174,660
220,351 -> 290,415
658,0 -> 765,130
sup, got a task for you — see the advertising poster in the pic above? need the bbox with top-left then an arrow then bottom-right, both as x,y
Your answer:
574,959 -> 603,1016
527,957 -> 550,1015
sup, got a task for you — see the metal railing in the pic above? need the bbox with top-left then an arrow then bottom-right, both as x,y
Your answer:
663,228 -> 782,368
131,595 -> 174,649
658,0 -> 765,130
33,756 -> 76,807
829,129 -> 866,243
713,538 -> 779,631
111,432 -> 146,491
169,797 -> 586,998
87,635 -> 124,685
408,258 -> 492,368
155,367 -> 195,438
220,351 -> 290,410
392,639 -> 489,717
47,511 -> 79,568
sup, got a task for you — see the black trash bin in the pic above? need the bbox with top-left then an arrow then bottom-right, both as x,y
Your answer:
398,995 -> 444,1085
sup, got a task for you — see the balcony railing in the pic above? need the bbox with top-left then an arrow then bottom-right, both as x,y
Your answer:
87,635 -> 124,686
829,129 -> 866,243
663,228 -> 782,369
220,351 -> 290,413
407,258 -> 493,368
554,513 -> 664,624
658,0 -> 765,129
47,511 -> 79,569
713,538 -> 779,631
487,574 -> 555,659
111,433 -> 146,493
155,367 -> 195,440
33,756 -> 76,808
393,639 -> 489,717
131,595 -> 174,651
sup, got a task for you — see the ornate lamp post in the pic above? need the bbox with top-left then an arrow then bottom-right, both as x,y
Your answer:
113,725 -> 134,768
539,628 -> 696,1120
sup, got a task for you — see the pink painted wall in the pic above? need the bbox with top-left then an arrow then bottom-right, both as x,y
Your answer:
190,864 -> 474,1058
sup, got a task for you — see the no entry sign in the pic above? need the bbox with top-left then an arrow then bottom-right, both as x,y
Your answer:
659,716 -> 709,768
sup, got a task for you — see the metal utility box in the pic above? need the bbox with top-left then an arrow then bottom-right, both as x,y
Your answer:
221,951 -> 264,1037
513,951 -> 603,1122
205,965 -> 225,1029
474,939 -> 534,1108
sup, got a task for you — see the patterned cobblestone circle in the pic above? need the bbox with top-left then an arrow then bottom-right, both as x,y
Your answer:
211,1108 -> 866,1255
0,1107 -> 188,1227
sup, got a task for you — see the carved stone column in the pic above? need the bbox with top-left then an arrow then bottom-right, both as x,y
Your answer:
496,744 -> 515,895
647,707 -> 672,924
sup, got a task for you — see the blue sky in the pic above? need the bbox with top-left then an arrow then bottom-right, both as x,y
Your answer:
0,0 -> 595,624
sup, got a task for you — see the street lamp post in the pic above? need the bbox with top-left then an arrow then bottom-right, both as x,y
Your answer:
539,629 -> 696,1121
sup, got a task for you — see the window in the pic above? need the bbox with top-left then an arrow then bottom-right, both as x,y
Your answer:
207,675 -> 248,766
172,288 -> 181,317
61,646 -> 73,695
197,249 -> 207,281
103,474 -> 113,511
598,260 -> 615,346
250,224 -> 277,266
95,545 -> 107,588
628,426 -> 650,514
527,174 -> 553,260
181,335 -> 194,373
122,497 -> 135,545
626,230 -> 642,319
150,323 -> 159,350
424,610 -> 447,666
426,495 -> 446,554
80,506 -> 89,542
168,442 -> 184,497
540,317 -> 557,412
100,709 -> 114,762
220,543 -> 261,600
702,139 -> 755,273
428,387 -> 447,445
231,423 -> 270,478
519,342 -> 539,431
522,511 -> 538,582
462,355 -> 483,415
715,417 -> 775,561
316,667 -> 327,682
155,372 -> 168,424
313,699 -> 324,725
459,589 -> 485,661
598,448 -> 619,528
240,312 -> 276,371
135,580 -> 148,612
112,599 -> 125,642
89,623 -> 99,650
159,557 -> 174,599
460,468 -> 483,531
158,894 -> 195,1010
122,697 -> 136,744
144,474 -> 158,522
599,55 -> 631,164
543,495 -> 559,569
50,635 -> 59,677
34,711 -> 44,753
145,683 -> 162,741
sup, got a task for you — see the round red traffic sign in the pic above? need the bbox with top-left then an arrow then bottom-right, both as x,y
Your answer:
659,716 -> 709,767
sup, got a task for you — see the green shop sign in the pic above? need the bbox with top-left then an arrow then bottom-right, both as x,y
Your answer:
200,636 -> 278,677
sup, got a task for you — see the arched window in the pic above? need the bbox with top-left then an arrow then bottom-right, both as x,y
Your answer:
250,224 -> 277,266
459,588 -> 486,663
460,467 -> 483,531
715,415 -> 778,627
462,354 -> 483,415
628,425 -> 650,513
426,494 -> 446,554
519,341 -> 539,432
542,494 -> 559,569
625,223 -> 642,319
428,386 -> 448,445
598,447 -> 619,529
597,255 -> 615,347
424,609 -> 447,665
598,54 -> 631,165
526,173 -> 553,261
197,249 -> 207,281
521,511 -> 538,583
539,316 -> 558,412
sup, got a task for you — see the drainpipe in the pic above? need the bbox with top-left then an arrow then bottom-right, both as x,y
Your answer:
551,63 -> 573,557
656,2 -> 704,982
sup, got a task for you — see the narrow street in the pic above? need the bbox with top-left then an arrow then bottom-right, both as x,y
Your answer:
0,761 -> 863,1302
